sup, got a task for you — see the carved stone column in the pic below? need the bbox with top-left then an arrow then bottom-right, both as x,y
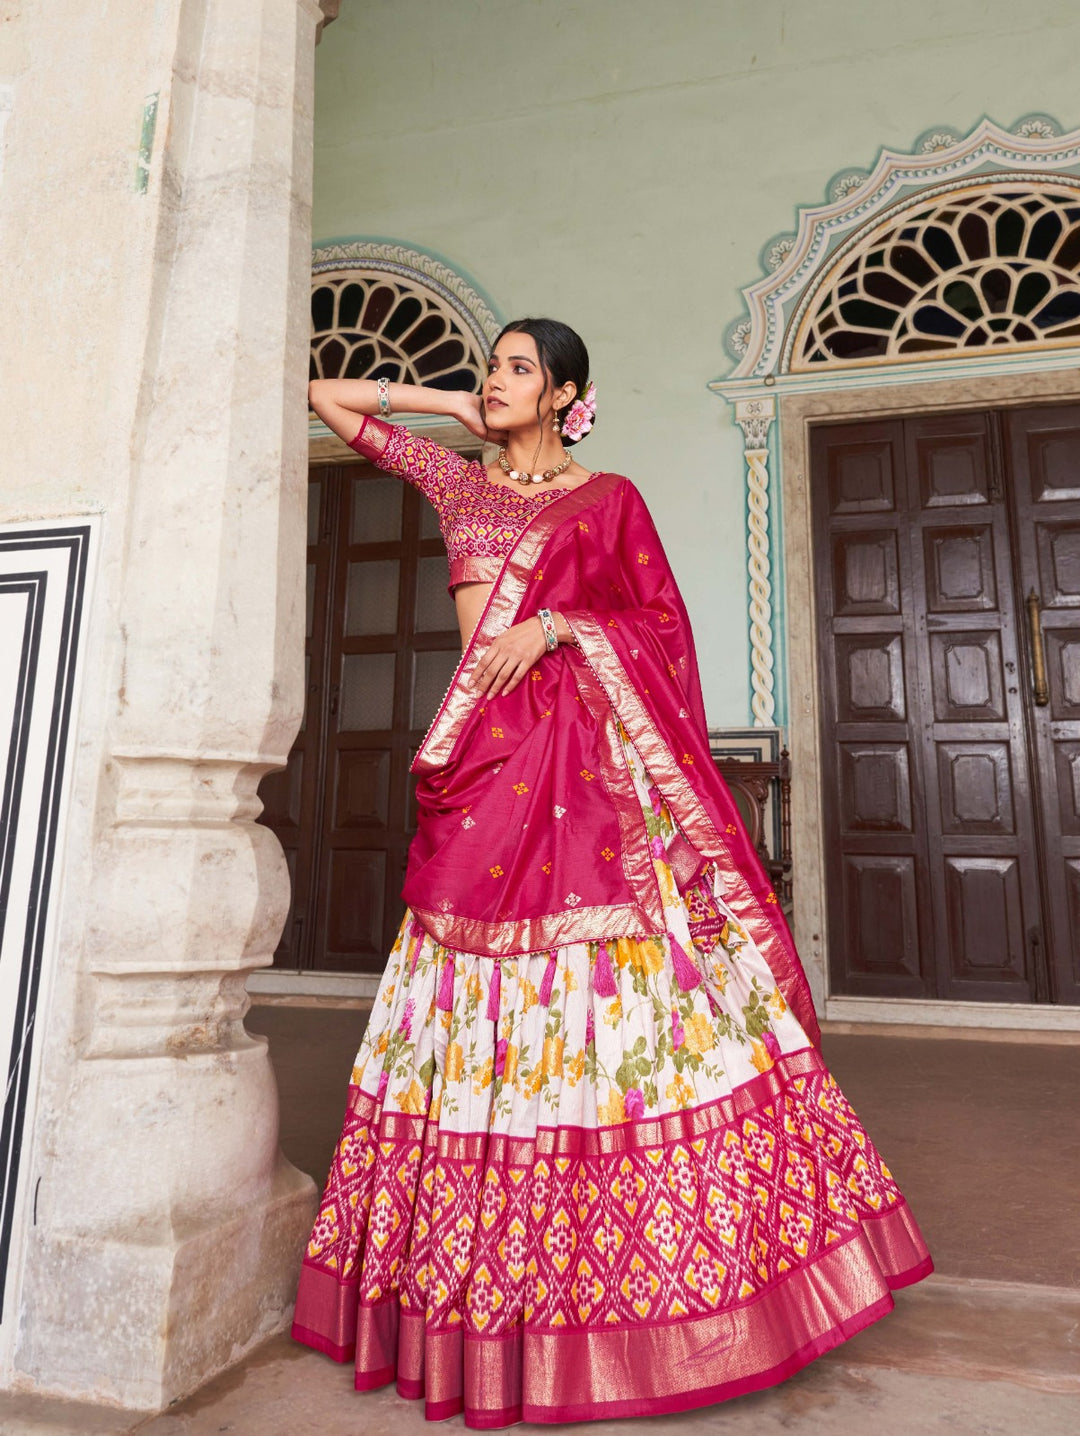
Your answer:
734,396 -> 778,727
0,0 -> 321,1408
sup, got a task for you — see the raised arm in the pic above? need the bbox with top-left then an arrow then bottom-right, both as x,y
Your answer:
310,378 -> 513,512
308,378 -> 506,447
311,378 -> 455,442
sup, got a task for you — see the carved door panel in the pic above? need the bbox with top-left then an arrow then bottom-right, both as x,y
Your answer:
258,461 -> 459,973
1006,404 -> 1080,1005
814,420 -> 931,998
813,411 -> 1046,1003
906,413 -> 1042,1002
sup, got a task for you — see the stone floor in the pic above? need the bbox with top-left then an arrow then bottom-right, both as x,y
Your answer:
143,1356 -> 1080,1436
3,1014 -> 1078,1434
4,1313 -> 1079,1435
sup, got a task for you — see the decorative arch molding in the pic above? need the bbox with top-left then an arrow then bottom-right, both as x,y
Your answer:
721,116 -> 1080,383
709,117 -> 1080,731
311,239 -> 502,394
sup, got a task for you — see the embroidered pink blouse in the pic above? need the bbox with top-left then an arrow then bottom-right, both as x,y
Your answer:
347,415 -> 584,590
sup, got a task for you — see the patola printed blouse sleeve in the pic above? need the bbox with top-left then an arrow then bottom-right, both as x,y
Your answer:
346,414 -> 465,514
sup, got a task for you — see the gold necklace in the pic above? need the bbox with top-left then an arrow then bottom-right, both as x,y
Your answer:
498,446 -> 572,485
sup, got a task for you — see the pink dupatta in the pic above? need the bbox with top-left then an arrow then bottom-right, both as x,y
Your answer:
405,473 -> 820,1045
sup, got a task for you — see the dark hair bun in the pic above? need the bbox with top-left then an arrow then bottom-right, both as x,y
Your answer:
490,317 -> 594,445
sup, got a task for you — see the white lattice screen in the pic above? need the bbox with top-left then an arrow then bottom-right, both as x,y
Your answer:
795,183 -> 1080,369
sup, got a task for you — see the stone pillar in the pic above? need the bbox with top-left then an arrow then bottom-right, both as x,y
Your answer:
0,0 -> 320,1408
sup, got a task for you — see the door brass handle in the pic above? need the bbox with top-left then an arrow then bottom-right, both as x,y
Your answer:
1026,589 -> 1049,706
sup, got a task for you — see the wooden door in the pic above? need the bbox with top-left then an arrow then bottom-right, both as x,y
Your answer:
813,405 -> 1080,1005
1005,405 -> 1080,1005
258,460 -> 460,973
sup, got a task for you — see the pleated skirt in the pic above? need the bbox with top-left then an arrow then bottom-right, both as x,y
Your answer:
292,725 -> 932,1426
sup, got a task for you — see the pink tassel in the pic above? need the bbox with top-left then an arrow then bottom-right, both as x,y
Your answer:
486,961 -> 502,1022
539,951 -> 558,1006
668,931 -> 701,992
436,952 -> 456,1011
593,941 -> 618,998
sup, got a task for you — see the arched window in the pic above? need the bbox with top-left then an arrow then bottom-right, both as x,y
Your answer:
711,117 -> 1080,729
794,184 -> 1080,368
310,241 -> 499,392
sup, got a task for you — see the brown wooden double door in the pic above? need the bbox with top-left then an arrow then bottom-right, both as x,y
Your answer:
814,403 -> 1080,1005
257,461 -> 460,973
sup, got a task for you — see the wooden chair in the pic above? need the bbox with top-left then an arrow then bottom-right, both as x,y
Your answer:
711,749 -> 793,913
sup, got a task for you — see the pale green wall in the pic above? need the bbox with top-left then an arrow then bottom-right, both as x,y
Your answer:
313,0 -> 1080,725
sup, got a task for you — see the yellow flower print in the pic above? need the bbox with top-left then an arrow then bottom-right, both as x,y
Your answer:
767,987 -> 787,1018
603,996 -> 623,1027
395,1079 -> 426,1115
526,1067 -> 544,1097
376,1031 -> 389,1055
628,937 -> 665,976
520,978 -> 539,1013
566,1049 -> 586,1085
683,1012 -> 715,1056
351,1058 -> 367,1086
611,938 -> 632,969
503,1044 -> 519,1086
382,982 -> 396,1007
473,1056 -> 494,1093
466,972 -> 483,1002
749,1039 -> 775,1074
564,966 -> 578,993
542,1036 -> 564,1078
597,1088 -> 626,1124
444,1042 -> 465,1082
711,960 -> 730,995
653,863 -> 678,907
665,1075 -> 694,1110
440,1008 -> 452,1031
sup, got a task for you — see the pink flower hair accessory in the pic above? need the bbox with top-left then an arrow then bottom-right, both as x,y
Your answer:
560,380 -> 596,441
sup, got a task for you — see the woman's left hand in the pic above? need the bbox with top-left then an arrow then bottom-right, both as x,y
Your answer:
472,617 -> 548,697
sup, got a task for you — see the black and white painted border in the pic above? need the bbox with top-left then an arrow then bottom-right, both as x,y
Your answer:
0,524 -> 93,1321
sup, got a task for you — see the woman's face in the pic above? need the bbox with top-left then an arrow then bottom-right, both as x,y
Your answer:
483,332 -> 566,433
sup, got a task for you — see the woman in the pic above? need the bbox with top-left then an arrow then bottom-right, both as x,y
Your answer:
295,318 -> 932,1426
